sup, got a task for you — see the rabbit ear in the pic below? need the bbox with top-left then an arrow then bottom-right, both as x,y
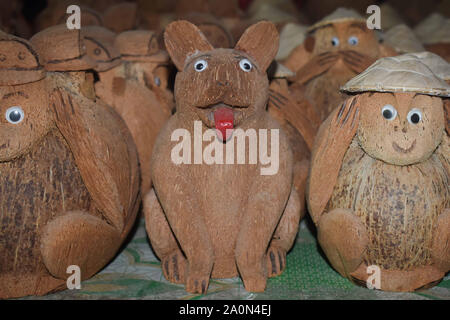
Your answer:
235,21 -> 279,72
164,20 -> 213,70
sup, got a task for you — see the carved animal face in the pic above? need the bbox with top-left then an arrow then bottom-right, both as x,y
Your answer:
311,21 -> 380,59
357,92 -> 445,165
0,79 -> 53,161
164,20 -> 278,133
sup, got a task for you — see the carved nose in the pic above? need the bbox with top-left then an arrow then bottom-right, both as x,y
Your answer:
402,127 -> 407,133
217,80 -> 230,87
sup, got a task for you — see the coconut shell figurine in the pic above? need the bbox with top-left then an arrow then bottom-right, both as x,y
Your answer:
0,31 -> 140,299
279,8 -> 397,122
307,54 -> 450,292
144,20 -> 302,294
84,26 -> 172,195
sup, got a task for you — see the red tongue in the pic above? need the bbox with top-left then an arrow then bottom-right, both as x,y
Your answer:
213,107 -> 234,142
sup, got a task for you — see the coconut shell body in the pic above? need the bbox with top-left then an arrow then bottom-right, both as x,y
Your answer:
328,137 -> 448,290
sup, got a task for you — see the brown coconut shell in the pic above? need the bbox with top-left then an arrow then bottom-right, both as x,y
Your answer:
145,20 -> 302,294
30,25 -> 97,72
82,26 -> 121,72
0,31 -> 45,86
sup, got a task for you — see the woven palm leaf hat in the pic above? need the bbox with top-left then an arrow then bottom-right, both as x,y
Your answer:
115,30 -> 169,63
0,31 -> 45,85
341,53 -> 450,97
30,24 -> 97,72
307,7 -> 366,33
402,52 -> 450,82
414,13 -> 450,45
383,24 -> 425,54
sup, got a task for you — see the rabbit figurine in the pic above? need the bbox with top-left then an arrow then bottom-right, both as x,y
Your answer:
144,21 -> 302,294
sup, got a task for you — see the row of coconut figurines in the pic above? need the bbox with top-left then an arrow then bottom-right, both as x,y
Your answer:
0,9 -> 449,298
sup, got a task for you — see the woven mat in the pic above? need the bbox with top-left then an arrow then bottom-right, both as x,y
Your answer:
24,218 -> 450,300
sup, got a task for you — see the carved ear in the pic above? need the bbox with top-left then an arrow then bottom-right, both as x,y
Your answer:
234,21 -> 279,71
164,20 -> 213,70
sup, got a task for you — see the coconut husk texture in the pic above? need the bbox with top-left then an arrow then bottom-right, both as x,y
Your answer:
144,20 -> 303,294
306,79 -> 449,291
0,36 -> 140,298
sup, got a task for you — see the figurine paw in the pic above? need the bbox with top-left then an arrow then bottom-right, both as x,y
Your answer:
317,208 -> 368,277
266,246 -> 286,278
242,274 -> 267,292
161,250 -> 187,284
185,273 -> 210,294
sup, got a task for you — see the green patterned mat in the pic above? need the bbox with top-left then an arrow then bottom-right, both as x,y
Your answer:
23,218 -> 450,300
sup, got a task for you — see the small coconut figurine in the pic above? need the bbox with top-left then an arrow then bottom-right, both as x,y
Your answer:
307,53 -> 450,291
0,31 -> 140,298
83,26 -> 172,195
279,8 -> 397,122
144,20 -> 301,294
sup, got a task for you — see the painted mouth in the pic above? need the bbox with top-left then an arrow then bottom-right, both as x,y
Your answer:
197,103 -> 248,142
392,140 -> 416,154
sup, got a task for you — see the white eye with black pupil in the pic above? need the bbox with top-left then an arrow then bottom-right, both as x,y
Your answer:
381,104 -> 397,121
239,58 -> 252,72
331,37 -> 339,46
348,36 -> 358,45
6,106 -> 24,124
407,108 -> 422,124
194,59 -> 207,72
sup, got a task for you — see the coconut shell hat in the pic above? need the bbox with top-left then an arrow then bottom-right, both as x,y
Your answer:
115,30 -> 168,63
82,26 -> 122,72
307,7 -> 366,33
383,24 -> 425,54
30,24 -> 96,72
0,31 -> 45,85
341,54 -> 450,97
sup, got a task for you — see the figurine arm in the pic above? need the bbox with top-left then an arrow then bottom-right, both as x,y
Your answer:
150,125 -> 215,277
287,52 -> 339,84
235,127 -> 293,290
307,96 -> 360,224
50,87 -> 140,234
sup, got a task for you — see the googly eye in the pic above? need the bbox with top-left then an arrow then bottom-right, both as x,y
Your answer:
381,104 -> 397,121
407,108 -> 422,124
5,106 -> 24,124
348,36 -> 358,46
194,59 -> 208,72
154,76 -> 161,87
239,58 -> 252,72
331,37 -> 339,47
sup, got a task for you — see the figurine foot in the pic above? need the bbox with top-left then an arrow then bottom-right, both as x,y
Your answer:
242,273 -> 267,292
40,211 -> 121,280
266,245 -> 286,278
317,208 -> 368,277
431,209 -> 450,272
161,250 -> 187,284
185,272 -> 210,294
